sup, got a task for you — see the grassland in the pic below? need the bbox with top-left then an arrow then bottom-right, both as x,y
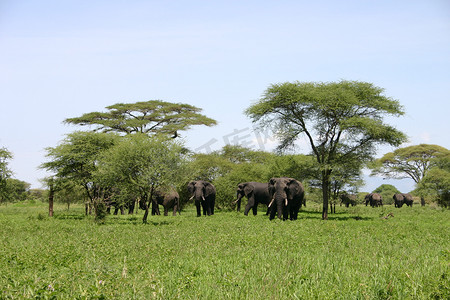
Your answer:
0,202 -> 448,299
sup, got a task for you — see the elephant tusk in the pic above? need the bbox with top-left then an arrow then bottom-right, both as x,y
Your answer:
268,198 -> 275,208
202,196 -> 205,201
189,196 -> 194,201
232,199 -> 239,204
285,198 -> 288,206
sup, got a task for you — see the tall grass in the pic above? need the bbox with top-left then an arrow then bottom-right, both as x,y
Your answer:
0,202 -> 448,299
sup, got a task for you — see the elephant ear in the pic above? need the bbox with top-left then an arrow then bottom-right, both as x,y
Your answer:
268,178 -> 276,196
187,181 -> 196,194
204,181 -> 216,196
288,179 -> 301,193
243,183 -> 254,196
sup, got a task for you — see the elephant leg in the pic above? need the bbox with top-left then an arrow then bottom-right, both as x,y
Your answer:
151,200 -> 160,215
172,204 -> 177,216
206,200 -> 213,216
269,204 -> 276,220
196,202 -> 201,217
164,206 -> 169,216
244,203 -> 252,216
291,204 -> 299,220
244,195 -> 256,216
283,207 -> 289,221
252,205 -> 257,216
201,201 -> 207,215
236,198 -> 241,212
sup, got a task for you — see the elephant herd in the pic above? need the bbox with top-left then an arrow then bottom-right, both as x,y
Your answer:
112,178 -> 413,220
362,192 -> 414,208
147,177 -> 306,220
188,178 -> 306,220
392,193 -> 414,208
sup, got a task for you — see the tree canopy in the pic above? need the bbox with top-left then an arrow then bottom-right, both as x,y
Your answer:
370,144 -> 449,183
40,131 -> 120,203
64,100 -> 217,138
370,144 -> 449,205
246,80 -> 407,219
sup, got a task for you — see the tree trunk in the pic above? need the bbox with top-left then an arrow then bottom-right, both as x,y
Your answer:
321,169 -> 331,220
421,196 -> 425,206
142,187 -> 153,223
48,180 -> 54,217
143,206 -> 149,223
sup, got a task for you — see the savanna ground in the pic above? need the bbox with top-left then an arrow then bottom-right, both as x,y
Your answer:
0,202 -> 448,299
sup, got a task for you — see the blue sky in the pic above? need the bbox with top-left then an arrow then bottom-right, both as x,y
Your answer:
1,0 -> 449,192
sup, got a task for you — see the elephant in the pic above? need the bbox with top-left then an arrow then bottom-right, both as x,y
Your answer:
268,177 -> 305,220
365,193 -> 383,207
151,189 -> 180,216
187,180 -> 216,217
393,193 -> 413,208
339,193 -> 357,207
233,182 -> 272,216
402,193 -> 414,207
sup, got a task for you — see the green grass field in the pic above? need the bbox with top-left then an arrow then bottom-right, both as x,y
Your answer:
0,202 -> 448,299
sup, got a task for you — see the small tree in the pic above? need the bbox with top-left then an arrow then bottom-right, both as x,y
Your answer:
370,144 -> 450,206
246,80 -> 406,219
0,147 -> 13,204
40,131 -> 120,212
64,100 -> 217,138
416,153 -> 450,207
94,133 -> 186,223
2,178 -> 30,203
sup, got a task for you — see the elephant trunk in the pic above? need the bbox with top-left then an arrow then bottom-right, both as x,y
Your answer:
233,192 -> 243,204
194,189 -> 204,202
274,192 -> 287,220
276,197 -> 284,220
234,192 -> 243,212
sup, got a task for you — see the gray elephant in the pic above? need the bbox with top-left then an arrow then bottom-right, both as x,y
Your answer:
233,182 -> 271,216
188,180 -> 216,217
268,177 -> 305,220
365,193 -> 383,207
151,189 -> 180,216
339,193 -> 357,207
402,193 -> 413,207
393,193 -> 413,208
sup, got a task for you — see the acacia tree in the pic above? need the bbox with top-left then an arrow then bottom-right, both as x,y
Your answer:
64,100 -> 217,138
40,131 -> 120,214
370,144 -> 450,205
94,133 -> 186,223
246,80 -> 406,219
